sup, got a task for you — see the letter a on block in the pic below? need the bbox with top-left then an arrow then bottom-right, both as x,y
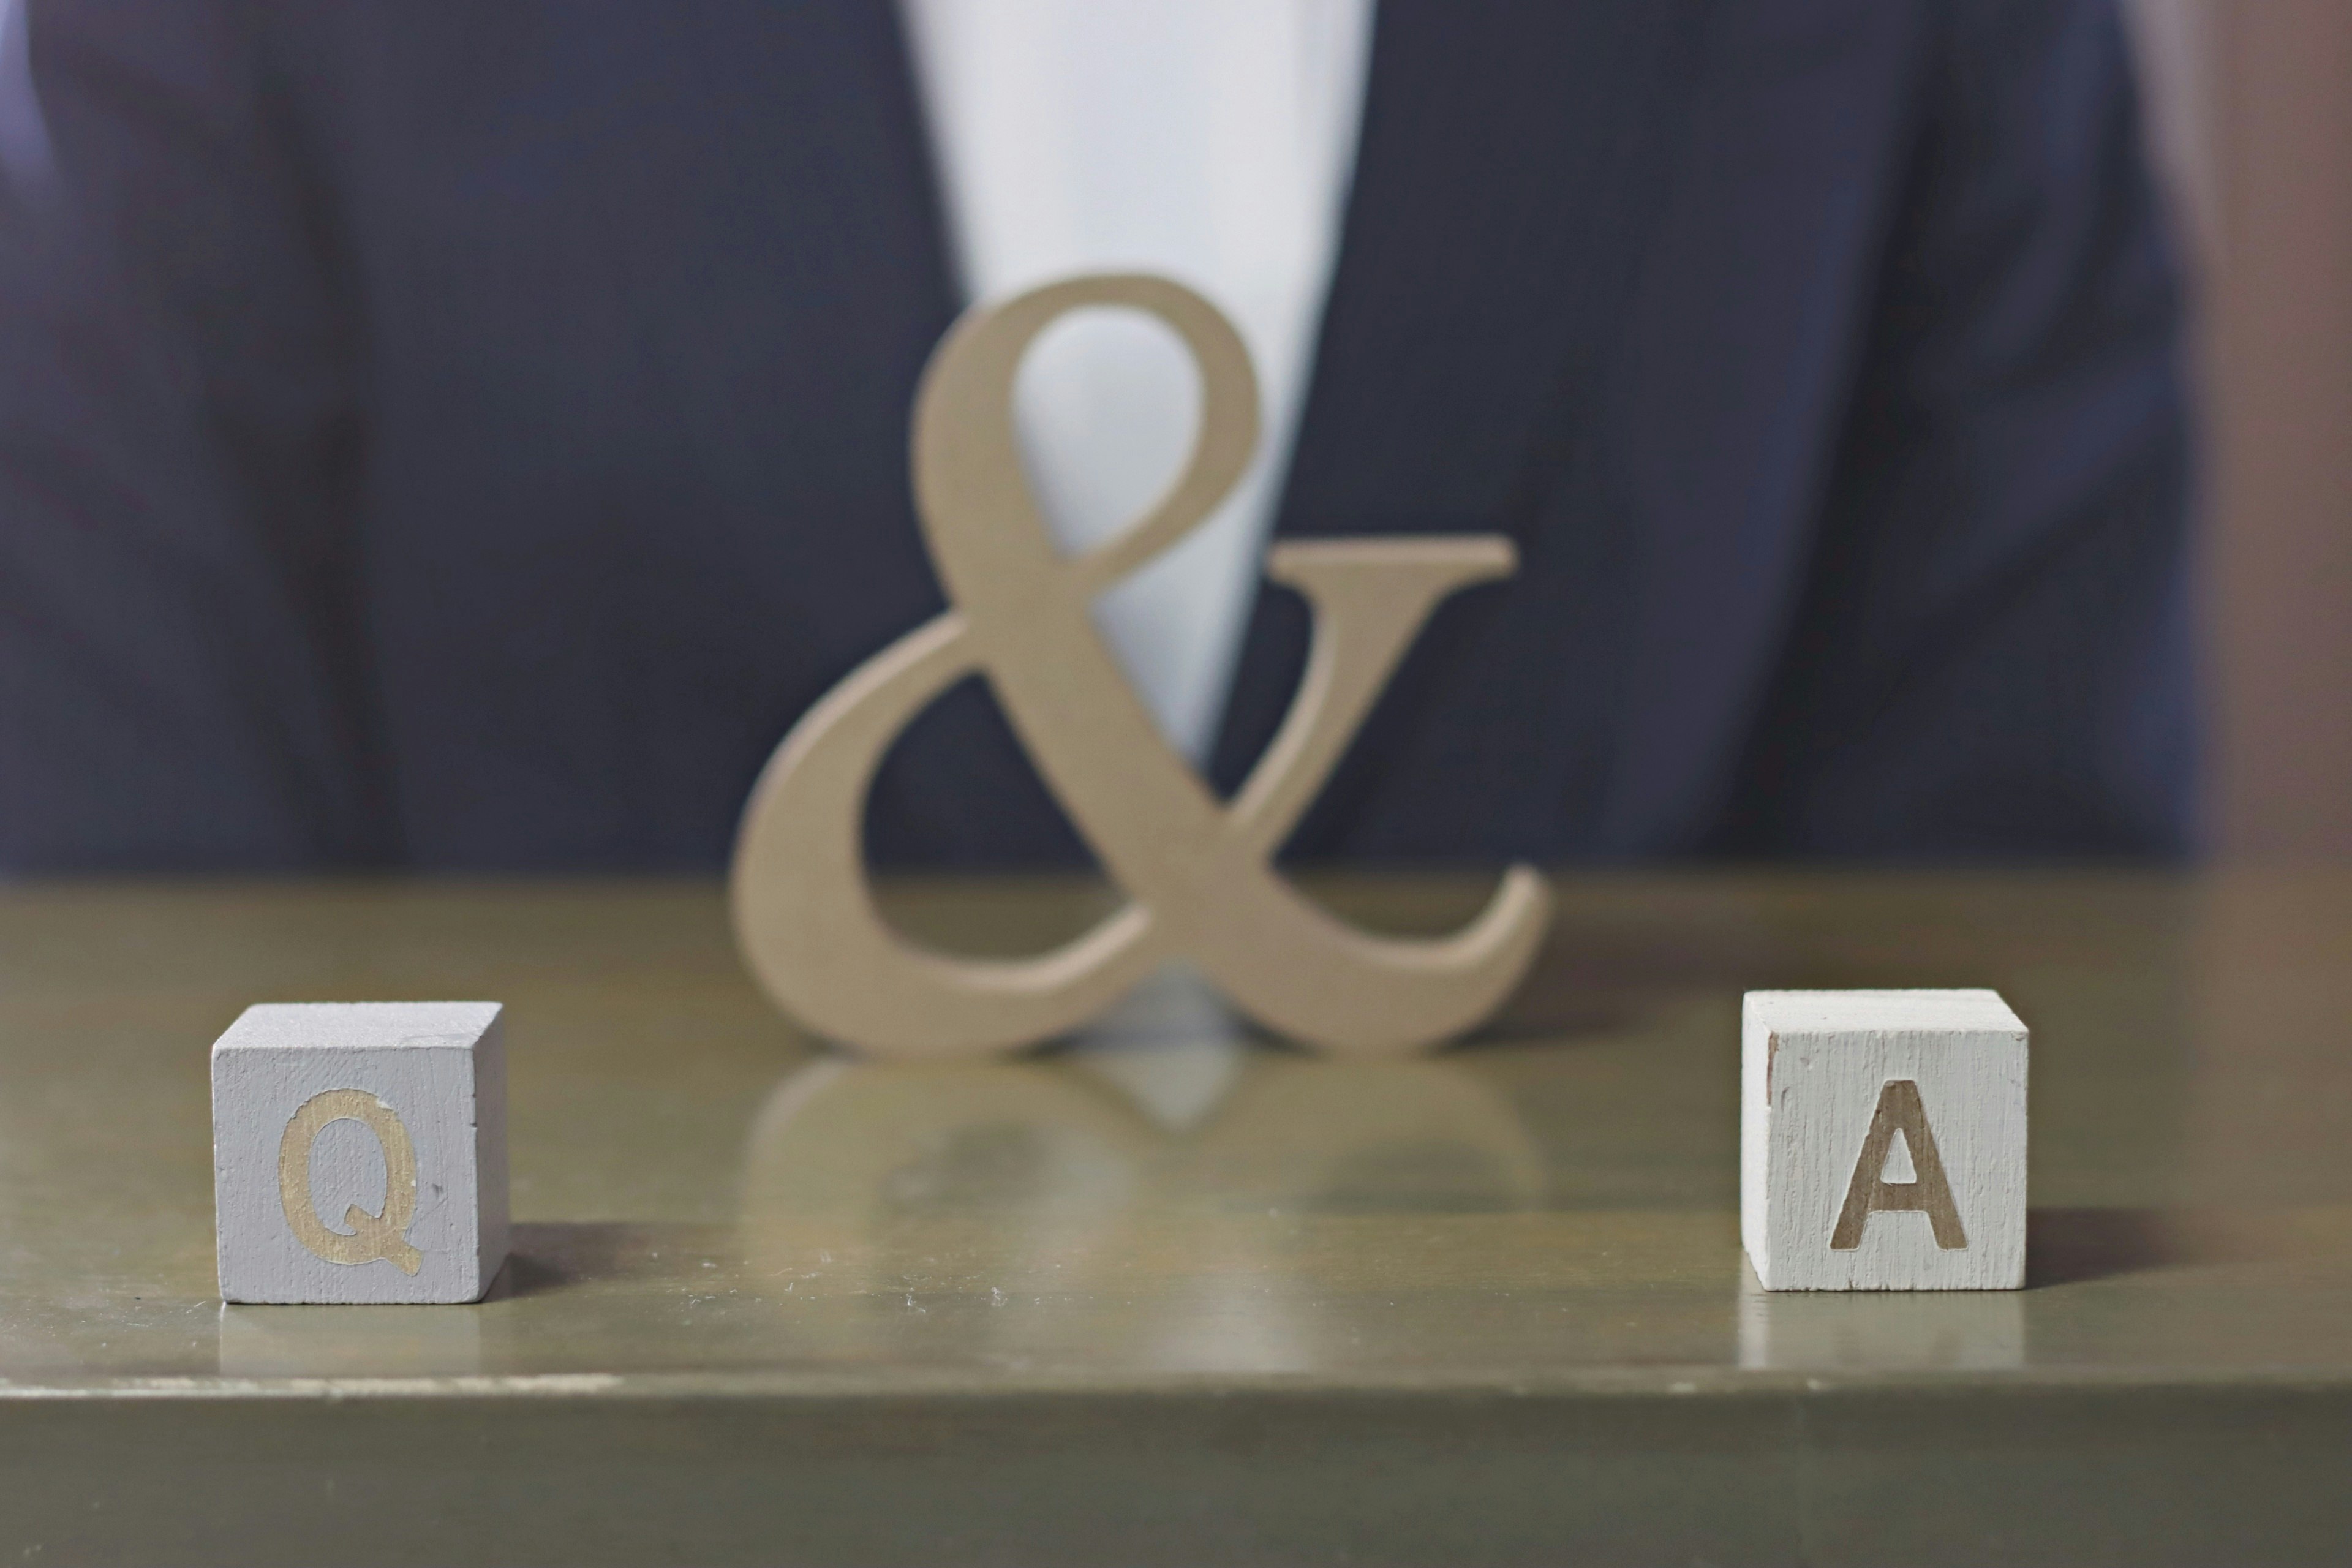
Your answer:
1831,1080 -> 1967,1251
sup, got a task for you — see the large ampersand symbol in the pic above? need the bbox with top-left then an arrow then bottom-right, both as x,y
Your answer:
731,274 -> 1551,1058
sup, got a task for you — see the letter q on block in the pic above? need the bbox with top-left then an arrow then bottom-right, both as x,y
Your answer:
211,1003 -> 508,1304
1742,990 -> 2026,1291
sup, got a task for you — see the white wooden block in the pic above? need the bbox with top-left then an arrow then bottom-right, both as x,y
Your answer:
212,1003 -> 508,1304
1742,989 -> 2026,1291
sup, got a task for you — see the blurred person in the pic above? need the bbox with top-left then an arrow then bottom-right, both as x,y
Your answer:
0,1 -> 2192,873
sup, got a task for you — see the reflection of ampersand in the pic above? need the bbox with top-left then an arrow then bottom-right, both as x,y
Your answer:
277,1089 -> 423,1274
732,274 -> 1552,1060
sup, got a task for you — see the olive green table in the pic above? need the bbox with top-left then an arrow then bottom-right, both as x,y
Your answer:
3,873 -> 2350,1564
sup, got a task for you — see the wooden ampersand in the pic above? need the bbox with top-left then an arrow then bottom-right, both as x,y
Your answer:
731,274 -> 1553,1058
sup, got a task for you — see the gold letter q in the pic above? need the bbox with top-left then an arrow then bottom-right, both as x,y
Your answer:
277,1089 -> 424,1274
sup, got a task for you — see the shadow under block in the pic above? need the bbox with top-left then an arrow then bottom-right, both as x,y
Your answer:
1743,989 -> 2027,1291
211,1001 -> 509,1304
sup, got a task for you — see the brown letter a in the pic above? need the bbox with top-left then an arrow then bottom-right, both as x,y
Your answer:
1830,1079 -> 1966,1251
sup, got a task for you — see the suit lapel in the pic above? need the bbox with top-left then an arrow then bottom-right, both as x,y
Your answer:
811,1 -> 1102,865
1214,0 -> 1932,860
1583,1 -> 1929,852
1211,0 -> 1720,851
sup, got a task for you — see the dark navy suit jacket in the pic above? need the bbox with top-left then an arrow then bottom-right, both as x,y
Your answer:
0,1 -> 2192,871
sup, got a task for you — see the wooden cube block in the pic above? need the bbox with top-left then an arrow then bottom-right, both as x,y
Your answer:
1743,989 -> 2026,1291
212,1003 -> 508,1304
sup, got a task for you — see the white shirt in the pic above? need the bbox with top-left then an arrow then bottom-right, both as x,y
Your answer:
897,0 -> 1374,764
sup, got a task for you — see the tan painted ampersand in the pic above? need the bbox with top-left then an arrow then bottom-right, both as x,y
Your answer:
731,274 -> 1553,1058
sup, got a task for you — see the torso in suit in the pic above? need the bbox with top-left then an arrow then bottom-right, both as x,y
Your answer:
0,0 -> 2192,871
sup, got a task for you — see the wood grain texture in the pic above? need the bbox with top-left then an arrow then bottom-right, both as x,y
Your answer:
211,1002 -> 508,1304
729,274 -> 1550,1060
1743,990 -> 2027,1291
9,873 -> 2352,1564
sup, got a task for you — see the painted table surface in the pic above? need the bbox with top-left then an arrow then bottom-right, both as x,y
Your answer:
2,873 -> 2350,1566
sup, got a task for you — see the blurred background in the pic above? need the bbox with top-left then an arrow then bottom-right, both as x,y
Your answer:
0,1 -> 2343,869
2125,1 -> 2352,861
